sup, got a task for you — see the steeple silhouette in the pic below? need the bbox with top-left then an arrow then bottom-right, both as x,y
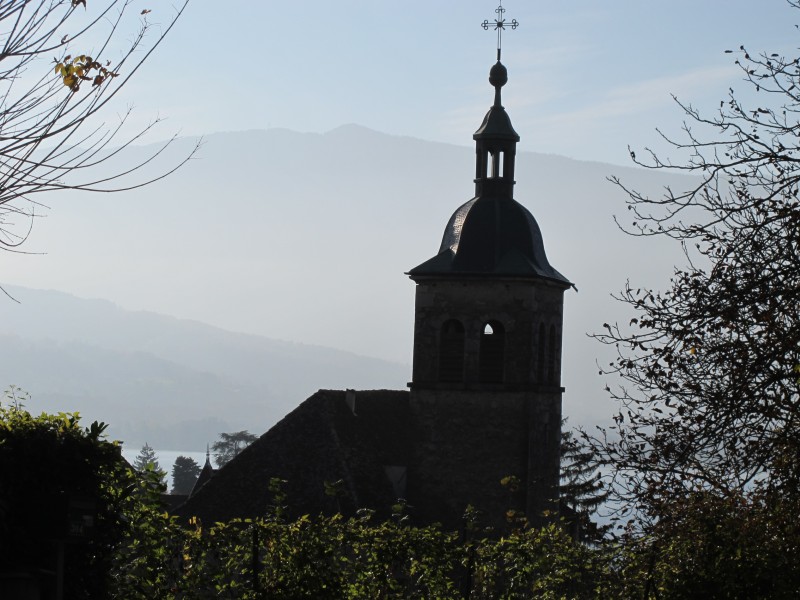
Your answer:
408,53 -> 568,282
406,3 -> 572,527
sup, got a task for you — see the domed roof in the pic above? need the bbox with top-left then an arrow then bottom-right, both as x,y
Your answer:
407,56 -> 570,287
408,195 -> 569,284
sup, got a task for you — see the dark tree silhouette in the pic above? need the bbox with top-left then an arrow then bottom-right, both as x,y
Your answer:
587,9 -> 800,591
560,421 -> 607,542
0,393 -> 171,597
594,0 -> 800,528
0,0 -> 195,254
560,425 -> 606,504
170,455 -> 200,495
212,430 -> 258,468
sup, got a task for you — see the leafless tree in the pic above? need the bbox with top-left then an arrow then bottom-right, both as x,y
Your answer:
0,0 -> 196,253
594,0 -> 800,527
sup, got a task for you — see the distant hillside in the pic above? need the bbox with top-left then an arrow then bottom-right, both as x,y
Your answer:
0,285 -> 409,449
3,125 -> 701,436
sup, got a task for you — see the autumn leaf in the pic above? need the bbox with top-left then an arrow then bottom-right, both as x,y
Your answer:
55,54 -> 116,92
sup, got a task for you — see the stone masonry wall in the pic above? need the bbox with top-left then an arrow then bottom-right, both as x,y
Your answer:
407,388 -> 561,531
411,278 -> 565,387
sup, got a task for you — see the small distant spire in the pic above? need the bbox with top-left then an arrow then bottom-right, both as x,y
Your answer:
205,444 -> 211,465
481,2 -> 519,61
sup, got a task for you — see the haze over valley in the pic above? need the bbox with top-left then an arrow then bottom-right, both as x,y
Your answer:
2,126 -> 696,449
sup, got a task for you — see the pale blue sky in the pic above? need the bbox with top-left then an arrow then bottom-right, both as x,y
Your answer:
120,0 -> 799,165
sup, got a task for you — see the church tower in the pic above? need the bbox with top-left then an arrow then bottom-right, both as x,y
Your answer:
406,26 -> 572,529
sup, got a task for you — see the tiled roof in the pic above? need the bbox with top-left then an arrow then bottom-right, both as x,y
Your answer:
174,389 -> 410,524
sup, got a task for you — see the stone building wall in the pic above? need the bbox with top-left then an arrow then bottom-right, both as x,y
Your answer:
408,388 -> 561,531
407,276 -> 565,531
410,278 -> 565,388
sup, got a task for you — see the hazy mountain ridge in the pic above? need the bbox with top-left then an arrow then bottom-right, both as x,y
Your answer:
5,125 -> 700,443
0,332 -> 245,448
0,285 -> 409,449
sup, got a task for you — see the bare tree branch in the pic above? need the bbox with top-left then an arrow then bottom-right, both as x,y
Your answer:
0,0 -> 197,250
596,5 -> 800,530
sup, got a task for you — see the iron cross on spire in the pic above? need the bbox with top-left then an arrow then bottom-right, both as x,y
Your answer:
481,2 -> 519,61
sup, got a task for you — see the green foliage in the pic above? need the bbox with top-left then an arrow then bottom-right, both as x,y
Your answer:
102,511 -> 627,599
0,387 -> 166,598
266,476 -> 289,522
107,474 -> 183,599
133,442 -> 166,487
133,442 -> 161,472
470,524 -> 613,599
616,489 -> 800,599
340,513 -> 460,599
155,514 -> 463,599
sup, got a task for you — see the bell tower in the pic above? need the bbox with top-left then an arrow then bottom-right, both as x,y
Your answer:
406,6 -> 572,529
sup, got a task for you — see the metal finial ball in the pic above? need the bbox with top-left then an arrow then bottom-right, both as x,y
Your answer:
489,61 -> 508,88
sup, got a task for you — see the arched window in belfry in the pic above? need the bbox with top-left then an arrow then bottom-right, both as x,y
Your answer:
438,319 -> 465,382
537,323 -> 546,382
547,325 -> 557,384
491,151 -> 504,178
479,321 -> 505,383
